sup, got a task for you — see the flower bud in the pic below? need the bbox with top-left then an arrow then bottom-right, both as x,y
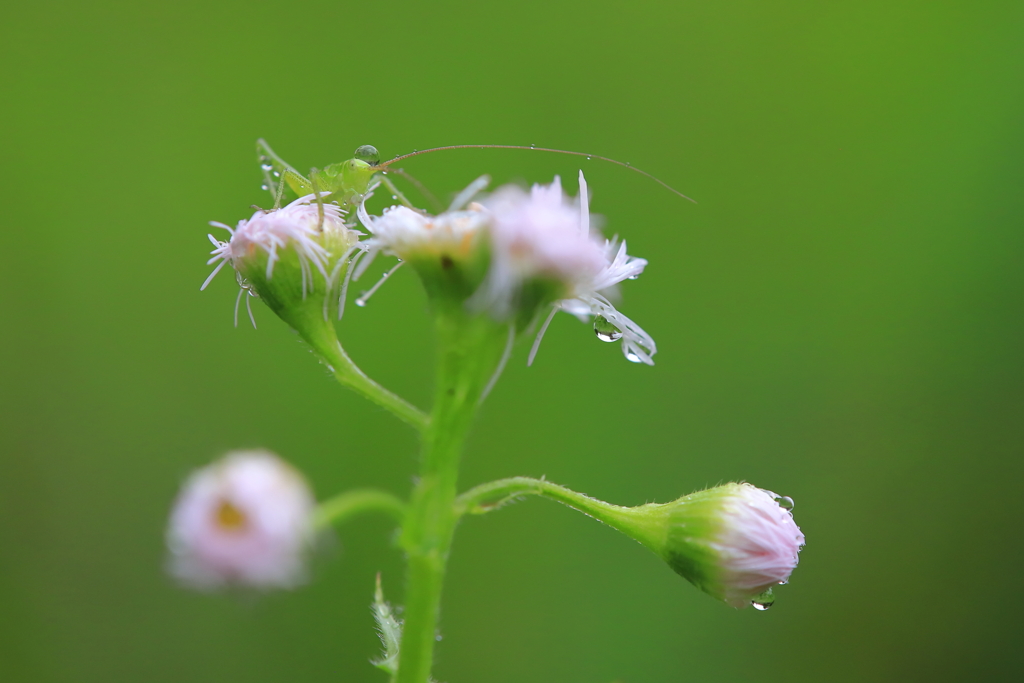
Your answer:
166,450 -> 317,590
204,194 -> 361,332
611,483 -> 804,608
647,483 -> 805,608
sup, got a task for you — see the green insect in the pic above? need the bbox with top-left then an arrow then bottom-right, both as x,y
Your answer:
255,139 -> 695,214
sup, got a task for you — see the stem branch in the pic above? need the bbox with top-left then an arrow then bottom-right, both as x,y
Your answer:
455,476 -> 663,548
314,489 -> 406,530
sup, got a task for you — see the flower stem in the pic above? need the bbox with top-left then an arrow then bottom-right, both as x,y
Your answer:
288,302 -> 429,432
396,308 -> 510,683
314,489 -> 406,529
326,340 -> 430,432
455,476 -> 666,550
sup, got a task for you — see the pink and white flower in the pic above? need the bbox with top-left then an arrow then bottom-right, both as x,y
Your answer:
203,194 -> 360,325
480,171 -> 656,364
166,450 -> 317,590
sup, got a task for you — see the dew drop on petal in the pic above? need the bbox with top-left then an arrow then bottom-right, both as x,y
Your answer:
773,494 -> 795,511
625,350 -> 643,363
627,274 -> 639,280
593,315 -> 623,342
751,588 -> 775,611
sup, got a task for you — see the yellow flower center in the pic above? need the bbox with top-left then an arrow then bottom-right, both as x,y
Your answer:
214,499 -> 249,532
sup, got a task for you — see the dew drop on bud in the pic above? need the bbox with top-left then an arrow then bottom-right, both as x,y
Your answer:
773,494 -> 795,511
751,588 -> 775,611
593,315 -> 623,342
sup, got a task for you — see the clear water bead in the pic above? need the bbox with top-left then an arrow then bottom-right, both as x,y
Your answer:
593,315 -> 623,342
260,163 -> 273,171
751,588 -> 775,611
354,145 -> 380,166
625,351 -> 643,363
773,494 -> 795,511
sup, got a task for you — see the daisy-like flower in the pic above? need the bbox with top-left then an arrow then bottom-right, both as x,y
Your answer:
655,483 -> 806,608
203,193 -> 360,326
348,179 -> 491,306
356,180 -> 490,265
480,171 -> 656,364
166,450 -> 317,590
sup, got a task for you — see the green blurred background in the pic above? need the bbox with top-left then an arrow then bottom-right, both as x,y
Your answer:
2,1 -> 1022,681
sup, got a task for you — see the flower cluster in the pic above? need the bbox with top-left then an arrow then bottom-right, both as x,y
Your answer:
356,171 -> 656,364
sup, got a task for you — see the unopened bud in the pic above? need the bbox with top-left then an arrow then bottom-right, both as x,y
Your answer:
642,483 -> 805,608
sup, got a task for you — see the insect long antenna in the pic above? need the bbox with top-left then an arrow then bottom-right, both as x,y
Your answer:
390,167 -> 442,212
376,145 -> 696,203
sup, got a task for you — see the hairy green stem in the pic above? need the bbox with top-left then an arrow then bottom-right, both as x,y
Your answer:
314,489 -> 406,530
396,309 -> 509,683
455,476 -> 665,549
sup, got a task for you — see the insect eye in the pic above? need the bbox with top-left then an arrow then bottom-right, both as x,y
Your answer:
354,145 -> 380,166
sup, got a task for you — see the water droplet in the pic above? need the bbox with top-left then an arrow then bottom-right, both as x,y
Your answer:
260,184 -> 269,191
530,144 -> 536,149
435,634 -> 443,641
773,494 -> 795,511
586,156 -> 592,161
627,274 -> 639,280
751,588 -> 775,611
391,195 -> 398,200
261,163 -> 273,171
353,144 -> 380,165
273,171 -> 281,178
355,295 -> 368,307
593,315 -> 622,342
625,351 -> 643,363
